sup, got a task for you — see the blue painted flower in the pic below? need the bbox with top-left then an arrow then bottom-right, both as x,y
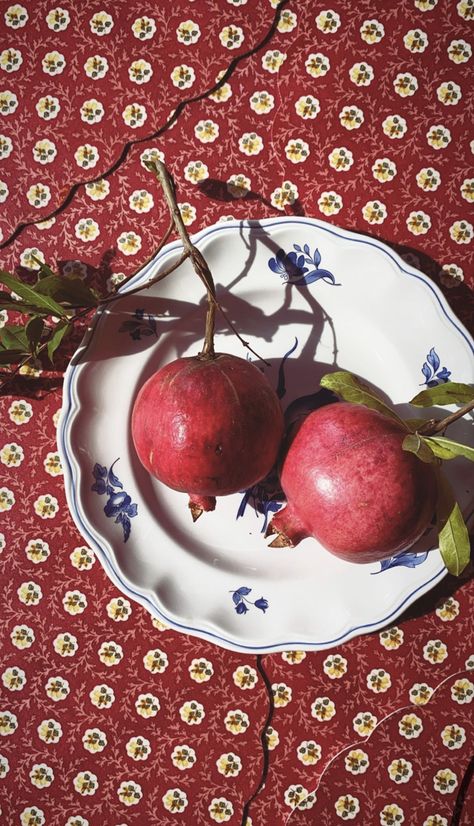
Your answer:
372,550 -> 428,574
268,243 -> 338,286
91,459 -> 138,542
421,347 -> 451,387
118,308 -> 157,341
269,249 -> 309,281
230,587 -> 269,615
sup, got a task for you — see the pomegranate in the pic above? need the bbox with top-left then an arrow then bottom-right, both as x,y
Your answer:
266,402 -> 438,562
132,353 -> 284,518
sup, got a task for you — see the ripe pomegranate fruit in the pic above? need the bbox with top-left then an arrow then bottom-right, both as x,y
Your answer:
266,402 -> 438,562
132,353 -> 284,518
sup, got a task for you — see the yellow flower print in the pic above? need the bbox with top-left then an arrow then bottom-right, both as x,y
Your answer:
179,700 -> 205,724
34,493 -> 59,518
266,725 -> 279,749
409,682 -> 433,705
460,178 -> 474,202
362,200 -> 387,224
117,780 -> 143,806
394,72 -> 418,97
316,9 -> 341,33
171,744 -> 196,770
0,531 -> 4,551
129,189 -> 154,213
90,11 -> 114,36
323,654 -> 348,678
433,768 -> 458,794
170,64 -> 195,89
416,167 -> 441,191
128,59 -> 152,85
271,180 -> 299,210
450,677 -> 474,703
24,538 -> 50,563
281,650 -> 306,665
122,102 -> 147,128
83,54 -> 109,79
188,657 -> 213,682
448,38 -> 471,63
20,248 -> 45,270
177,19 -> 201,44
74,144 -> 99,169
2,665 -> 26,691
262,49 -> 287,72
11,624 -> 35,649
352,711 -> 377,736
178,202 -> 197,226
0,90 -> 18,114
239,132 -> 264,156
367,668 -> 392,692
285,138 -> 310,163
449,220 -> 473,244
0,754 -> 9,778
360,19 -> 384,43
435,596 -> 460,620
272,682 -> 292,707
233,664 -> 258,689
29,763 -> 54,788
126,735 -> 151,760
209,70 -> 232,102
0,47 -> 22,72
62,590 -> 87,615
26,183 -> 51,208
406,210 -> 431,235
1,442 -> 23,467
380,803 -> 405,825
195,119 -> 219,143
440,263 -> 464,288
0,181 -> 8,204
398,713 -> 423,739
305,51 -> 330,77
297,739 -> 322,765
20,808 -> 45,826
335,794 -> 360,819
35,95 -> 60,119
90,683 -> 115,708
5,5 -> 28,28
106,596 -> 132,621
227,174 -> 251,199
70,545 -> 95,570
426,124 -> 451,149
382,115 -> 408,138
98,640 -> 123,666
339,105 -> 364,130
415,0 -> 438,8
422,817 -> 447,826
295,94 -> 320,119
0,710 -> 18,736
132,16 -> 156,40
73,770 -> 98,795
219,25 -> 244,49
17,580 -> 42,605
43,451 -> 62,476
45,676 -> 70,702
163,787 -> 188,813
345,749 -> 369,774
278,10 -> 297,32
328,147 -> 354,171
46,8 -> 70,32
144,647 -> 169,673
249,90 -> 275,114
80,98 -> 104,123
217,752 -> 242,776
140,147 -> 165,168
0,134 -> 13,158
379,626 -> 404,649
318,190 -> 343,215
284,784 -> 316,810
311,696 -> 336,721
423,638 -> 448,663
208,797 -> 234,822
404,28 -> 429,52
53,632 -> 78,656
349,62 -> 374,86
437,81 -> 462,105
184,160 -> 209,184
33,139 -> 57,164
457,0 -> 474,19
82,728 -> 107,753
117,231 -> 142,255
37,718 -> 62,743
388,757 -> 413,783
224,709 -> 249,735
151,617 -> 168,631
441,723 -> 466,749
135,692 -> 160,717
41,50 -> 65,75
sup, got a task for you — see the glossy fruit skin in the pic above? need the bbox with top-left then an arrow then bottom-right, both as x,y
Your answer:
131,353 -> 284,502
270,402 -> 437,562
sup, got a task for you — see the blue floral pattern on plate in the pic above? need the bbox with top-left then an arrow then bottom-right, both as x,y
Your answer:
230,587 -> 269,615
92,459 -> 138,542
268,243 -> 339,286
372,551 -> 429,574
421,347 -> 451,387
118,308 -> 158,340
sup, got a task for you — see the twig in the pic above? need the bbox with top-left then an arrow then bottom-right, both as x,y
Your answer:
98,251 -> 189,306
418,398 -> 474,436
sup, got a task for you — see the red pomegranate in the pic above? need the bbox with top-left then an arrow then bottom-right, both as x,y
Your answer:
132,353 -> 284,518
266,402 -> 438,562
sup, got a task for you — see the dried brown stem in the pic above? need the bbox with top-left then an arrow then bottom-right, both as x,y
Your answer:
418,398 -> 474,436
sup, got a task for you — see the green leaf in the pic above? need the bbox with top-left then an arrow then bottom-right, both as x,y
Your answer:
0,290 -> 51,315
31,255 -> 56,280
0,348 -> 26,365
402,433 -> 437,463
404,417 -> 430,432
0,270 -> 65,317
320,371 -> 408,428
26,316 -> 44,351
425,436 -> 474,462
0,324 -> 29,351
34,274 -> 98,308
410,382 -> 474,407
46,320 -> 71,363
436,472 -> 471,576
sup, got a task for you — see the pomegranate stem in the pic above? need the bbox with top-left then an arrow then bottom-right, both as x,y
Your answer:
417,398 -> 474,436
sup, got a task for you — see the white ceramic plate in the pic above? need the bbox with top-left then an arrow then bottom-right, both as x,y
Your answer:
59,217 -> 474,653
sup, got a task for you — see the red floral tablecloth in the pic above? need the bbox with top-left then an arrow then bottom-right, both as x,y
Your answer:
0,1 -> 473,824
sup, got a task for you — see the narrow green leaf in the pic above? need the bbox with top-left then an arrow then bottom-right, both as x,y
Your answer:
26,316 -> 44,351
436,472 -> 470,576
46,320 -> 71,363
0,348 -> 26,365
0,324 -> 29,351
425,436 -> 474,463
0,270 -> 65,317
34,274 -> 98,308
0,290 -> 51,315
320,371 -> 408,428
410,382 -> 474,407
402,433 -> 437,463
404,417 -> 429,432
31,255 -> 56,280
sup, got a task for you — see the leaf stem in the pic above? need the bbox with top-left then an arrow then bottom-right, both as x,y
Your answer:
417,399 -> 474,436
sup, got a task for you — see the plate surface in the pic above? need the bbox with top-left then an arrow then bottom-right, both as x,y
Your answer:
59,217 -> 474,653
